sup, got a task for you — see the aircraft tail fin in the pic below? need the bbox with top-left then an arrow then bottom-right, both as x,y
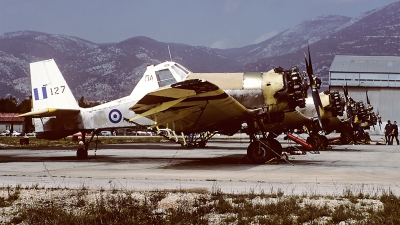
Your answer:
129,64 -> 162,100
30,59 -> 80,111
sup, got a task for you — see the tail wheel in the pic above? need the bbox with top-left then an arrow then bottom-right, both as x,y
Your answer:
77,147 -> 88,159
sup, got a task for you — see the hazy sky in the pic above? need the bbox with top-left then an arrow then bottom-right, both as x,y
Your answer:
1,0 -> 399,49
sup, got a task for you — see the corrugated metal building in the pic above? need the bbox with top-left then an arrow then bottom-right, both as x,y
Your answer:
329,55 -> 400,133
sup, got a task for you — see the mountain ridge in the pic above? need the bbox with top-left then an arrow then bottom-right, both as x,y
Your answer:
1,1 -> 400,101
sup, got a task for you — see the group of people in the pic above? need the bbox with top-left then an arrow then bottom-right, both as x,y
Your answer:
384,120 -> 399,145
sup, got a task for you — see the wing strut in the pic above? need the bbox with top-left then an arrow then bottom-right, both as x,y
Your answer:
191,101 -> 209,130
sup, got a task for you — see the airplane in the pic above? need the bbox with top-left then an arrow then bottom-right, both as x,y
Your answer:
129,49 -> 377,158
128,52 -> 333,164
18,59 -> 193,158
307,88 -> 379,145
19,51 -> 327,164
340,90 -> 379,144
295,90 -> 345,148
297,91 -> 372,146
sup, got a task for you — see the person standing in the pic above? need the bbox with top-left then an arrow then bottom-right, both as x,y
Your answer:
384,120 -> 392,144
391,121 -> 399,145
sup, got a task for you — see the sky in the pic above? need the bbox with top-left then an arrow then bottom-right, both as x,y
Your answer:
1,0 -> 399,49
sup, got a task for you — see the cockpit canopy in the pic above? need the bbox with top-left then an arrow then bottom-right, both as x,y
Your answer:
154,62 -> 191,86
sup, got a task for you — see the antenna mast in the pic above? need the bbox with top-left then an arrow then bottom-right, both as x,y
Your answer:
168,45 -> 172,61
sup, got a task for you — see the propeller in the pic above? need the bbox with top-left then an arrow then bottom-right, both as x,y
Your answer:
365,90 -> 378,128
304,46 -> 323,129
343,83 -> 354,128
377,109 -> 382,130
343,83 -> 348,99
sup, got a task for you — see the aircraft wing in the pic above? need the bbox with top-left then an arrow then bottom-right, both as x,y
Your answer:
18,108 -> 80,118
130,79 -> 254,133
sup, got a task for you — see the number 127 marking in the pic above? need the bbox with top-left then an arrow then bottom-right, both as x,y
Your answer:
50,86 -> 66,95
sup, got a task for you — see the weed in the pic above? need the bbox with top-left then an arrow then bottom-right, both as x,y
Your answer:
0,186 -> 20,207
369,191 -> 400,224
0,136 -> 164,149
2,186 -> 400,224
331,203 -> 365,223
149,190 -> 167,203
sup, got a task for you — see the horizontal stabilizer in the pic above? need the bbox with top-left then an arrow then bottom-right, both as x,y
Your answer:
18,108 -> 80,118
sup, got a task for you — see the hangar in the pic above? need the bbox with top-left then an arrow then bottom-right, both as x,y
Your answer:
328,55 -> 400,134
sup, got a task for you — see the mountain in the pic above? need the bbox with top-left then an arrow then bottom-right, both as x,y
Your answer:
1,1 -> 400,101
0,33 -> 240,101
214,15 -> 352,64
239,1 -> 400,83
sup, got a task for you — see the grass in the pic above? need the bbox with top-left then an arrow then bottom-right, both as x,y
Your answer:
0,134 -> 247,149
1,184 -> 399,224
0,136 -> 164,149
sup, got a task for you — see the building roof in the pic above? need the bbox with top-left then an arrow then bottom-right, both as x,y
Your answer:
329,55 -> 400,74
0,112 -> 24,122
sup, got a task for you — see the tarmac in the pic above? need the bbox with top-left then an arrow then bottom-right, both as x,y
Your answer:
0,134 -> 398,196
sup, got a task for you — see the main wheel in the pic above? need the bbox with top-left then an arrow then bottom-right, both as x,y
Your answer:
340,132 -> 351,145
318,135 -> 329,150
247,141 -> 268,164
306,137 -> 319,150
77,147 -> 88,159
265,138 -> 283,158
197,141 -> 206,148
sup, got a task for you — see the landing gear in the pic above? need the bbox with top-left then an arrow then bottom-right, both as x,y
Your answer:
306,136 -> 319,150
197,140 -> 206,148
245,116 -> 283,164
76,130 -> 99,159
307,134 -> 329,150
77,147 -> 88,159
340,132 -> 352,144
319,135 -> 329,150
247,141 -> 269,164
187,132 -> 215,148
246,137 -> 283,164
159,130 -> 215,148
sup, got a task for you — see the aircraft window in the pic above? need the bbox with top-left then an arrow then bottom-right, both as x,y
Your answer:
172,64 -> 189,80
156,69 -> 176,86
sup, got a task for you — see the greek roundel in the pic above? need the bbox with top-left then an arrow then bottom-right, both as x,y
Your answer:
108,109 -> 122,123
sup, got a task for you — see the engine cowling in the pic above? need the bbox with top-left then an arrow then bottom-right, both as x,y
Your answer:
323,90 -> 345,117
273,66 -> 307,110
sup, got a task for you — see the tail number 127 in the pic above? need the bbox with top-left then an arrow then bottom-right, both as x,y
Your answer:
50,86 -> 66,95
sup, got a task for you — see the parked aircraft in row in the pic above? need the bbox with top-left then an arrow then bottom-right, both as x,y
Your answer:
19,51 -> 377,163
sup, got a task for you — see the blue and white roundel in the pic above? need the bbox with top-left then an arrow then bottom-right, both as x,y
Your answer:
108,109 -> 122,123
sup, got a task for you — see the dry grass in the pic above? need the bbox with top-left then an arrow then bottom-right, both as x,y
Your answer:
0,184 -> 399,224
0,136 -> 163,149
